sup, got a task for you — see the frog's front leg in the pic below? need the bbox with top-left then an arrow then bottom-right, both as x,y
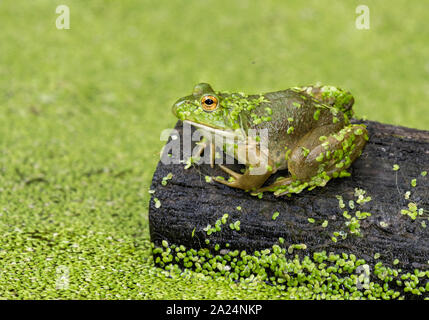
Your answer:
259,124 -> 368,195
212,143 -> 273,191
193,136 -> 215,168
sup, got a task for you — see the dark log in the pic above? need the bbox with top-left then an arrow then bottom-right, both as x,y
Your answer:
149,120 -> 429,276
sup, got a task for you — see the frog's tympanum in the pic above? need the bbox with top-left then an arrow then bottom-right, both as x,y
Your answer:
172,83 -> 368,196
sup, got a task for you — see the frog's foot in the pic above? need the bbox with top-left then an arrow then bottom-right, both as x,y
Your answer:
193,137 -> 215,168
256,176 -> 311,196
212,165 -> 271,191
256,176 -> 294,193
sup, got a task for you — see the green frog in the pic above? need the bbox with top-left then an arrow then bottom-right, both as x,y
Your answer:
172,83 -> 368,196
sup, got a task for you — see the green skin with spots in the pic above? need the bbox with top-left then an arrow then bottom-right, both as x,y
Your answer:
172,83 -> 368,196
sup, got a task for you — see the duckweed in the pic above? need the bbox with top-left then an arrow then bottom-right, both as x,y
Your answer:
380,221 -> 389,228
301,147 -> 310,157
354,188 -> 372,204
229,220 -> 241,231
161,173 -> 173,186
400,202 -> 424,220
313,109 -> 321,121
204,214 -> 230,235
154,239 -> 429,300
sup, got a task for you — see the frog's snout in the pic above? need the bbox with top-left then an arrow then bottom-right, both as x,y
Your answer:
171,103 -> 178,117
171,98 -> 188,118
171,98 -> 184,117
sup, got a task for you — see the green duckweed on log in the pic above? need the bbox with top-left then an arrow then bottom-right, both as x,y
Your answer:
149,120 -> 429,299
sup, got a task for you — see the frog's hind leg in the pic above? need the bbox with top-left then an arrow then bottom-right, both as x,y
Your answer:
258,124 -> 368,196
258,123 -> 343,193
288,124 -> 368,194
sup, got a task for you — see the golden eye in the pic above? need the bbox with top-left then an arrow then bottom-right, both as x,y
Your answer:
201,95 -> 218,111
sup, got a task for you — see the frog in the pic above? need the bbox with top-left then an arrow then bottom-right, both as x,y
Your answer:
171,83 -> 368,196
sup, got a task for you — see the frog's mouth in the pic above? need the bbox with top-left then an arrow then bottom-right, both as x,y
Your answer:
183,120 -> 246,141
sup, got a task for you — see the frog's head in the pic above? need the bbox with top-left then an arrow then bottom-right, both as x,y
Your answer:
172,83 -> 246,139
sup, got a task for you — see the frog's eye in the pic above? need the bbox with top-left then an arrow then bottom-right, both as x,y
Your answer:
200,95 -> 219,112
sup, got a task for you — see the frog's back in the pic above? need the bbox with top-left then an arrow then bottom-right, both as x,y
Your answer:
250,89 -> 346,170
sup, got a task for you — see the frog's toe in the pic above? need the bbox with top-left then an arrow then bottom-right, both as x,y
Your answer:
256,176 -> 294,193
212,172 -> 258,191
209,142 -> 215,168
212,175 -> 240,189
218,164 -> 242,180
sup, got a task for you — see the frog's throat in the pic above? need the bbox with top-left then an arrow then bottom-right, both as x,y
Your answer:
183,120 -> 246,141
